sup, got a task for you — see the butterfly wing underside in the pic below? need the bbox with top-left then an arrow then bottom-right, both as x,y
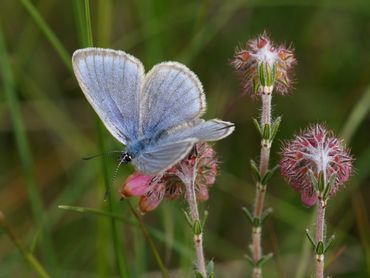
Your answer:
163,119 -> 235,143
132,139 -> 197,174
72,48 -> 144,144
140,62 -> 206,138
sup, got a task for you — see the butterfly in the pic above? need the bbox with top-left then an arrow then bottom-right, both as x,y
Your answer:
72,48 -> 235,175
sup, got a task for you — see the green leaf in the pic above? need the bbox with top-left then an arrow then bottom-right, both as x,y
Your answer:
193,220 -> 202,235
195,271 -> 205,278
182,210 -> 193,228
252,77 -> 260,94
253,217 -> 261,227
270,116 -> 282,142
258,63 -> 267,86
266,63 -> 273,85
244,254 -> 254,266
305,229 -> 316,248
308,170 -> 319,192
201,210 -> 209,228
252,118 -> 262,136
256,253 -> 273,267
262,124 -> 271,140
316,241 -> 324,255
318,171 -> 325,192
324,234 -> 336,252
261,165 -> 279,185
242,207 -> 254,224
261,208 -> 273,224
271,63 -> 277,84
206,260 -> 215,275
250,160 -> 262,182
323,173 -> 336,199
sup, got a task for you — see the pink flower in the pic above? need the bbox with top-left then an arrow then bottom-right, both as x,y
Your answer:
280,124 -> 353,206
120,143 -> 218,213
231,32 -> 296,97
120,173 -> 153,197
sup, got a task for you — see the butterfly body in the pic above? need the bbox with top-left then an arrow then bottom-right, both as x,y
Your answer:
73,48 -> 234,175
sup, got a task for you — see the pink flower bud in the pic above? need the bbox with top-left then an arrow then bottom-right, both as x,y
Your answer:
139,183 -> 165,213
120,173 -> 152,198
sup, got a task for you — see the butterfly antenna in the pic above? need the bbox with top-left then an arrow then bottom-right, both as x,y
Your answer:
82,151 -> 122,160
104,159 -> 124,201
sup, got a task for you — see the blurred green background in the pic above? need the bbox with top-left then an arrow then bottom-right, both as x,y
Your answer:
0,0 -> 369,277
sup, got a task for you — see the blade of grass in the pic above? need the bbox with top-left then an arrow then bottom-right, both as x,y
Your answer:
97,0 -> 112,48
341,87 -> 370,143
57,205 -> 192,259
127,200 -> 169,278
0,25 -> 58,273
94,1 -> 117,276
0,211 -> 50,278
18,0 -> 71,70
77,0 -> 129,276
15,0 -> 56,66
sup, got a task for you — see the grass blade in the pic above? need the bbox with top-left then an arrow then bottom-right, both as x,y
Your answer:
19,0 -> 71,69
341,87 -> 370,143
0,212 -> 50,278
0,25 -> 58,273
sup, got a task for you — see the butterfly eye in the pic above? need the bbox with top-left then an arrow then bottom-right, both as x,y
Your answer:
120,152 -> 133,163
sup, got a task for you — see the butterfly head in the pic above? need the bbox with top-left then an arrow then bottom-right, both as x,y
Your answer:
120,152 -> 133,164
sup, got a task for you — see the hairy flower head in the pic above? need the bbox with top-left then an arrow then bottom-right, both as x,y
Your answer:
231,32 -> 296,97
120,143 -> 218,213
280,124 -> 353,206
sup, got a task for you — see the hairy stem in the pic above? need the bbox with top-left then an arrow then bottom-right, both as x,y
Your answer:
183,164 -> 207,277
252,92 -> 272,277
315,200 -> 326,278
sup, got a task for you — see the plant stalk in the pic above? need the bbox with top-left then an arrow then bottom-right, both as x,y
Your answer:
184,163 -> 207,277
252,92 -> 272,278
315,200 -> 326,278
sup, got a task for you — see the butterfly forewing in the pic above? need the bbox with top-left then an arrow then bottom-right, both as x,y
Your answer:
140,62 -> 206,138
72,48 -> 144,144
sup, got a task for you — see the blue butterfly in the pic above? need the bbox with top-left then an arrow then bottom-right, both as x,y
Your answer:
72,48 -> 234,174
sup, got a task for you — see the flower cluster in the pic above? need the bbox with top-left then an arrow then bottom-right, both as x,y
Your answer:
120,143 -> 218,213
280,124 -> 353,206
231,32 -> 296,96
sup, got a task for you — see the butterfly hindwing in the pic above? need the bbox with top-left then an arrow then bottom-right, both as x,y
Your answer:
163,119 -> 235,143
132,139 -> 196,174
140,62 -> 206,138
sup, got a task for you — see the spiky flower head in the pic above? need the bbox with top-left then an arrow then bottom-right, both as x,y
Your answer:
231,32 -> 296,97
120,143 -> 218,213
280,124 -> 353,206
